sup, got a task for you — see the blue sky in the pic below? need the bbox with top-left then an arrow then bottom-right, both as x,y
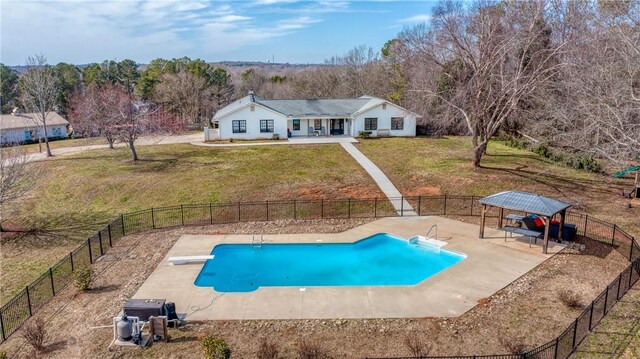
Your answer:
0,0 -> 436,65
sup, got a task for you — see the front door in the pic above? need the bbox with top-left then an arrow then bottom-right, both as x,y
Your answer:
330,119 -> 344,135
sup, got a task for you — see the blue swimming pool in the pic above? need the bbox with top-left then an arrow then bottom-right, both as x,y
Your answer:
194,233 -> 465,292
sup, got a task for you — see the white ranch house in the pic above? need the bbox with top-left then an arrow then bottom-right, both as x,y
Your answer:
0,111 -> 69,145
207,94 -> 419,141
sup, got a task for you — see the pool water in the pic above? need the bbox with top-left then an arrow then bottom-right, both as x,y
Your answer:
194,233 -> 465,292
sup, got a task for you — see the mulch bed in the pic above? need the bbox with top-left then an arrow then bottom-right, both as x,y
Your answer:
0,219 -> 629,359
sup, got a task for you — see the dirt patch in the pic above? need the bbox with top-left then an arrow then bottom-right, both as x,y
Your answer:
294,186 -> 326,199
339,185 -> 381,199
0,218 -> 630,359
404,186 -> 442,196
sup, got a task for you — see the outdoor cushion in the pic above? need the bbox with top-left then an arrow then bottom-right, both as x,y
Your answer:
533,217 -> 545,227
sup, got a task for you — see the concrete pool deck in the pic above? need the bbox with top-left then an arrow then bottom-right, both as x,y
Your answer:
133,216 -> 564,320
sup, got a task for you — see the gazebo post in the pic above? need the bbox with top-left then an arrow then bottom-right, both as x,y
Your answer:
559,210 -> 566,242
498,208 -> 504,229
479,204 -> 487,239
543,216 -> 551,254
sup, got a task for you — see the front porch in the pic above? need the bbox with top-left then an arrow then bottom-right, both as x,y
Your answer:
288,118 -> 353,137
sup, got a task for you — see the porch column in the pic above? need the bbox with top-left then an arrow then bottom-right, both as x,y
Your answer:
543,216 -> 551,254
479,204 -> 487,238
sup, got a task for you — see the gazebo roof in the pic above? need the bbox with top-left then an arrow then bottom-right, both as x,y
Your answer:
478,191 -> 571,217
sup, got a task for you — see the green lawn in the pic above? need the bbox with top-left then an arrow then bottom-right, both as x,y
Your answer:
356,137 -> 639,237
0,143 -> 381,303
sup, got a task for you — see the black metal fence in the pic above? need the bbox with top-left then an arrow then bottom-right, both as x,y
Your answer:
0,195 -> 638,359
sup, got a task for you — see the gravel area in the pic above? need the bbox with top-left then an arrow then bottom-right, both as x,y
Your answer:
0,218 -> 629,359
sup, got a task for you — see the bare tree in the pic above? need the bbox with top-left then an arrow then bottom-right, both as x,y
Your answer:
0,148 -> 40,231
69,84 -> 119,148
401,0 -> 567,168
19,54 -> 58,157
155,71 -> 209,125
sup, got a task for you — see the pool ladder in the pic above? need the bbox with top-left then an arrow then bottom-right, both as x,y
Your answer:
252,234 -> 264,248
426,224 -> 438,240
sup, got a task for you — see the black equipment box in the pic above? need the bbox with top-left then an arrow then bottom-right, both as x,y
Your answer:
123,299 -> 166,322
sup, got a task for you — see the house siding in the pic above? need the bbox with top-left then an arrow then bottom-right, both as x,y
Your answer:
353,104 -> 416,137
0,125 -> 68,145
218,105 -> 288,140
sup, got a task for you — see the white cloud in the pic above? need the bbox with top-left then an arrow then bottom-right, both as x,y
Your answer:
399,14 -> 432,23
0,0 -> 332,64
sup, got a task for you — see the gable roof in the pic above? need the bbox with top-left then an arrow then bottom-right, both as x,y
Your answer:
0,112 -> 69,130
479,191 -> 571,217
213,95 -> 419,120
258,98 -> 371,117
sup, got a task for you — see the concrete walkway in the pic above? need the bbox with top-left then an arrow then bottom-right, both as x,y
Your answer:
190,136 -> 358,147
340,142 -> 416,215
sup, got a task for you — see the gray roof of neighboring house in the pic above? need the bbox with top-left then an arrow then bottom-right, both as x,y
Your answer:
258,98 -> 372,117
0,112 -> 69,130
479,190 -> 571,217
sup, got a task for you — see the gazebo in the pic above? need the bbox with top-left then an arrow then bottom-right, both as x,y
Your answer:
478,191 -> 572,254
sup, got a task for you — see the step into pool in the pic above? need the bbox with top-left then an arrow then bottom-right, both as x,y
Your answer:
194,233 -> 465,292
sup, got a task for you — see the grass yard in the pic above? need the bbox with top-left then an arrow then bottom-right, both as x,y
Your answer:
0,143 -> 381,303
356,137 -> 640,237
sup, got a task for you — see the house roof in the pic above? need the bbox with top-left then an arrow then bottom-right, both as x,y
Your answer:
478,191 -> 571,217
258,98 -> 371,117
213,95 -> 418,120
0,112 -> 69,130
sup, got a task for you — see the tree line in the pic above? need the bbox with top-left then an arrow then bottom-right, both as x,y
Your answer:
1,0 -> 637,168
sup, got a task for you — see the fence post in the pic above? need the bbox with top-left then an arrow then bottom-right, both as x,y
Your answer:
151,208 -> 155,229
374,197 -> 378,217
237,202 -> 241,222
70,252 -> 74,272
107,224 -> 112,247
584,215 -> 588,236
400,196 -> 404,216
348,198 -> 351,219
266,201 -> 270,221
209,203 -> 213,225
294,200 -> 297,220
612,224 -> 616,246
588,301 -> 594,330
26,286 -> 32,316
88,238 -> 93,264
571,318 -> 578,348
630,242 -> 634,262
0,307 -> 5,341
321,199 -> 324,218
603,286 -> 609,315
181,205 -> 185,225
470,196 -> 474,216
49,267 -> 55,296
121,214 -> 126,236
444,194 -> 447,215
418,195 -> 422,216
617,273 -> 623,300
98,231 -> 104,256
553,336 -> 559,359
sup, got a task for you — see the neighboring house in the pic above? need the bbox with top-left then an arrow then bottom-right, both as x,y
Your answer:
0,110 -> 69,145
208,93 -> 419,141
